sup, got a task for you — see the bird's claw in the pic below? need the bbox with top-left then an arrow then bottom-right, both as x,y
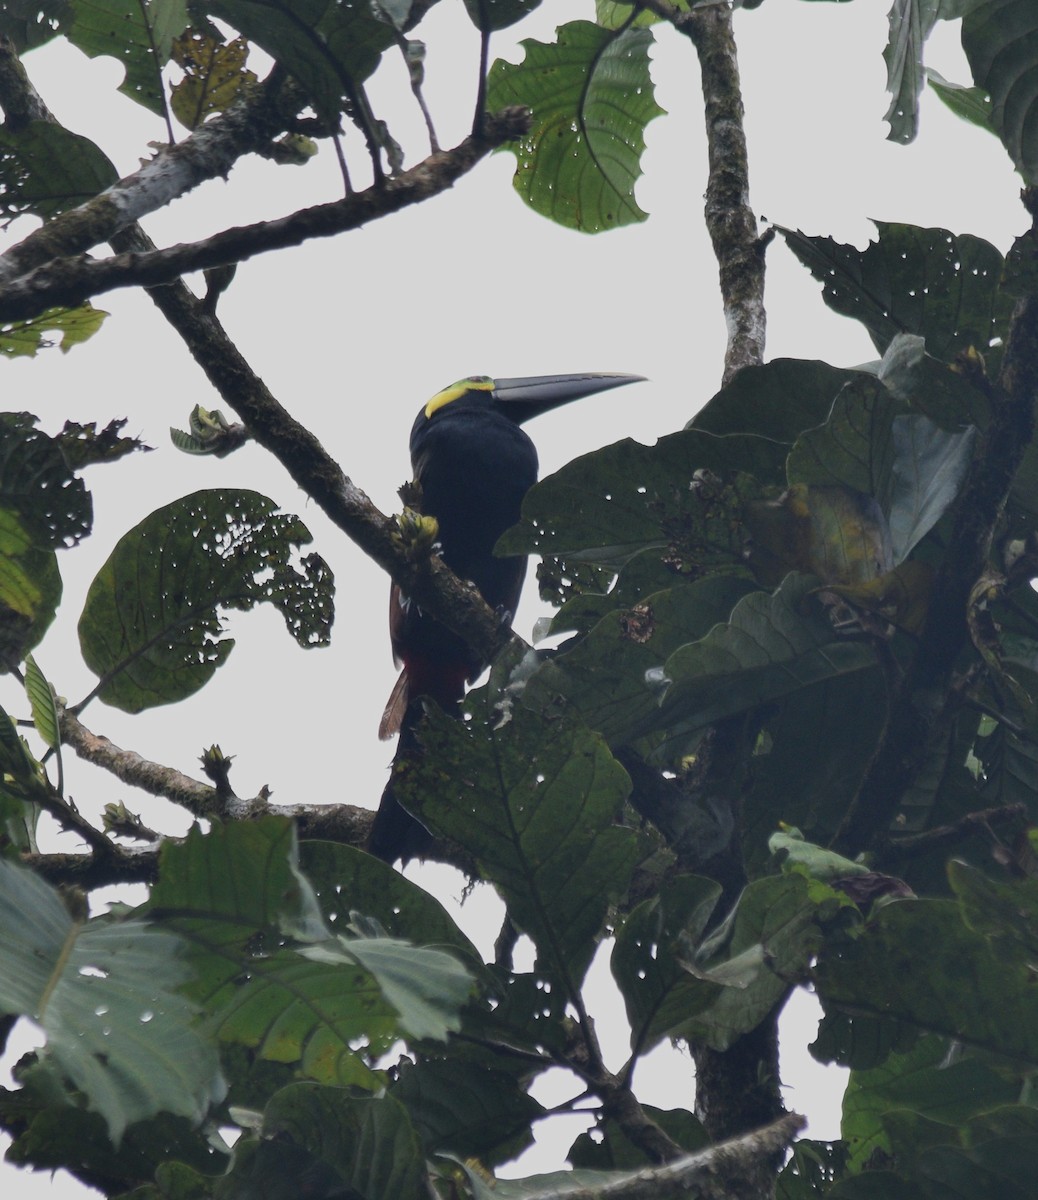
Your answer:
393,508 -> 441,562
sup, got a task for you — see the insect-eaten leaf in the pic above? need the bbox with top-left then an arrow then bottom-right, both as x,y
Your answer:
0,305 -> 108,358
78,489 -> 334,712
170,29 -> 257,129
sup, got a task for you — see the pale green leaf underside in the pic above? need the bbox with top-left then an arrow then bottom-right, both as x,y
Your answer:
0,860 -> 222,1142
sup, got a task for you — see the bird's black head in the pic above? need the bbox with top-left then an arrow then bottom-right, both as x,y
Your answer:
410,372 -> 646,449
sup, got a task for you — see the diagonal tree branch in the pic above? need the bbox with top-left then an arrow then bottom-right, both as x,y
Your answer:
499,1113 -> 804,1200
0,35 -> 526,703
0,41 -> 301,286
0,107 -> 531,322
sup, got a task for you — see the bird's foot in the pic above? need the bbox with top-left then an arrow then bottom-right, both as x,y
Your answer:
393,507 -> 441,562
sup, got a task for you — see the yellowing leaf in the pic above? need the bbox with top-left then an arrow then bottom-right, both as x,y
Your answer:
170,30 -> 257,130
745,484 -> 892,588
0,305 -> 107,358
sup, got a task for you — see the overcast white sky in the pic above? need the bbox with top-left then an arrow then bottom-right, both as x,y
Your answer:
0,1 -> 1026,1194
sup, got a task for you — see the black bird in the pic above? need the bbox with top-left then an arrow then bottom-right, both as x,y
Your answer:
369,371 -> 644,862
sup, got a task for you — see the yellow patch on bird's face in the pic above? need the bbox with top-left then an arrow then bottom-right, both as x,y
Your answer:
424,375 -> 495,420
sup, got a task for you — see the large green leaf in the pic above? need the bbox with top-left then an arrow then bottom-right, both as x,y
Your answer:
0,1 -> 69,50
461,0 -> 541,32
0,859 -> 223,1142
501,432 -> 786,569
224,1084 -> 427,1200
78,488 -> 333,712
926,68 -> 995,133
672,874 -> 835,1051
506,364 -> 865,577
815,891 -> 1038,1066
877,332 -> 991,431
743,669 -> 888,874
908,1107 -> 1038,1199
0,120 -> 117,220
788,376 -> 975,563
525,576 -> 760,747
0,699 -> 48,800
391,1058 -> 543,1166
486,21 -> 663,232
205,0 -> 394,120
568,1104 -> 708,1169
882,0 -> 942,145
396,692 -> 642,988
787,376 -> 905,500
23,654 -> 60,753
610,874 -> 723,1053
651,573 -> 878,741
963,0 -> 1038,183
976,719 -> 1038,818
0,1069 -> 230,1186
298,840 -> 483,968
779,223 -> 1013,368
842,1035 -> 1019,1173
691,358 -> 861,440
150,821 -> 472,1082
832,1105 -> 1038,1200
0,413 -> 83,666
61,0 -> 190,116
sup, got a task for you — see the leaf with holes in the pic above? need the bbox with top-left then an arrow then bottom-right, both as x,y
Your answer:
0,1 -> 68,51
150,820 -> 472,1084
78,489 -> 333,712
882,0 -> 942,145
611,874 -> 723,1053
487,21 -> 663,232
0,414 -> 91,548
0,120 -> 117,220
652,573 -> 878,741
396,695 -> 643,987
779,223 -> 1012,369
61,0 -> 190,116
0,859 -> 223,1143
170,29 -> 257,129
524,576 -> 760,747
0,305 -> 108,358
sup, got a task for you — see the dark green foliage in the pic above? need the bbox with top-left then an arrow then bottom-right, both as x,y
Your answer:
6,3 -> 1038,1199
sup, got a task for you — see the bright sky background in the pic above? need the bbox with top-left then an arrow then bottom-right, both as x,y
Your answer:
0,1 -> 1026,1194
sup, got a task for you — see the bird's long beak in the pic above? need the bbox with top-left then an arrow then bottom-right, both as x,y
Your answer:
491,373 -> 646,425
